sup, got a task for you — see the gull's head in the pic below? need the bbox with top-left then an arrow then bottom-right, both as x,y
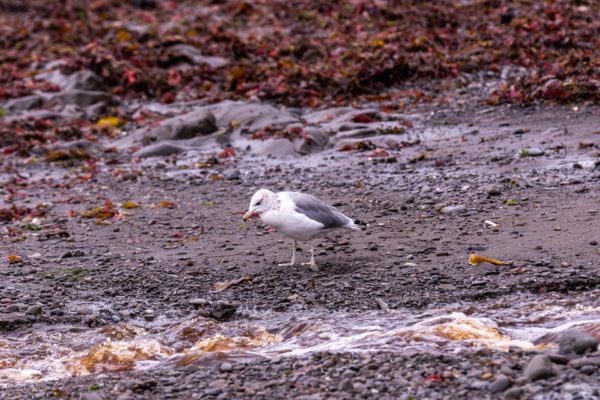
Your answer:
243,189 -> 276,221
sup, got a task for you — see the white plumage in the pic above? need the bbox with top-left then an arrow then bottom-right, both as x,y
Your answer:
243,189 -> 360,271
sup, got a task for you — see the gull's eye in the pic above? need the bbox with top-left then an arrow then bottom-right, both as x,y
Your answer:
256,199 -> 262,206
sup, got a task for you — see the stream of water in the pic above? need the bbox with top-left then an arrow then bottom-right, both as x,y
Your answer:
2,289 -> 599,386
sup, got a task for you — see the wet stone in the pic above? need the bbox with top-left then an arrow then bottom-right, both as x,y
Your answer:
188,298 -> 209,306
545,353 -> 569,365
526,147 -> 544,156
504,387 -> 524,400
488,374 -> 512,393
204,388 -> 223,397
5,95 -> 44,112
203,303 -> 237,321
439,284 -> 458,291
5,304 -> 19,313
219,362 -> 233,372
339,378 -> 354,391
468,380 -> 488,390
568,357 -> 600,369
483,184 -> 502,196
53,90 -> 114,108
81,392 -> 104,400
143,310 -> 156,321
25,305 -> 42,315
440,205 -> 467,214
116,391 -> 133,400
580,365 -> 596,375
134,142 -> 185,158
0,313 -> 29,331
558,329 -> 598,355
524,354 -> 555,381
226,170 -> 241,180
117,107 -> 217,150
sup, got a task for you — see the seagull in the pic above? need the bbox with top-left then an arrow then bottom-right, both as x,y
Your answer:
243,189 -> 361,271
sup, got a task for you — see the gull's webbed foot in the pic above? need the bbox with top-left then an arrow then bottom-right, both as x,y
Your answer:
301,245 -> 319,271
301,260 -> 319,272
278,262 -> 295,267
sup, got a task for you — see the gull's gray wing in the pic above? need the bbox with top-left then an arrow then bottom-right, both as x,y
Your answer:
285,192 -> 351,229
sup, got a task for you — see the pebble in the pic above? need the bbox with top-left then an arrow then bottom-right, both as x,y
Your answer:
488,374 -> 512,393
25,305 -> 42,316
206,303 -> 237,321
568,356 -> 600,369
524,147 -> 545,156
563,383 -> 591,393
143,310 -> 156,321
504,387 -> 523,400
439,284 -> 458,291
524,354 -> 555,381
558,329 -> 598,355
339,378 -> 354,391
116,391 -> 133,400
226,170 -> 241,180
374,297 -> 389,311
81,393 -> 103,400
5,305 -> 19,313
483,184 -> 502,196
545,353 -> 569,365
440,205 -> 466,214
77,306 -> 94,315
580,364 -> 596,375
219,362 -> 233,372
188,298 -> 209,306
204,388 -> 223,397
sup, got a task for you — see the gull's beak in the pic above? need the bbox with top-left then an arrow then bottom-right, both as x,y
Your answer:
243,208 -> 256,221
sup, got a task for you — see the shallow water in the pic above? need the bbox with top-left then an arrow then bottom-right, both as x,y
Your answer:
2,289 -> 599,386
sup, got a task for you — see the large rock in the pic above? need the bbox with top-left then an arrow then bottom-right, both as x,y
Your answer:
296,128 -> 330,155
167,44 -> 230,69
559,329 -> 599,355
134,142 -> 185,158
4,95 -> 44,112
63,70 -> 105,91
116,108 -> 217,149
3,90 -> 114,118
524,354 -> 555,381
209,100 -> 300,133
39,68 -> 105,92
51,90 -> 113,108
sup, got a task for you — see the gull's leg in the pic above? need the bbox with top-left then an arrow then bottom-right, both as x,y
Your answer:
278,240 -> 297,266
301,245 -> 319,272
